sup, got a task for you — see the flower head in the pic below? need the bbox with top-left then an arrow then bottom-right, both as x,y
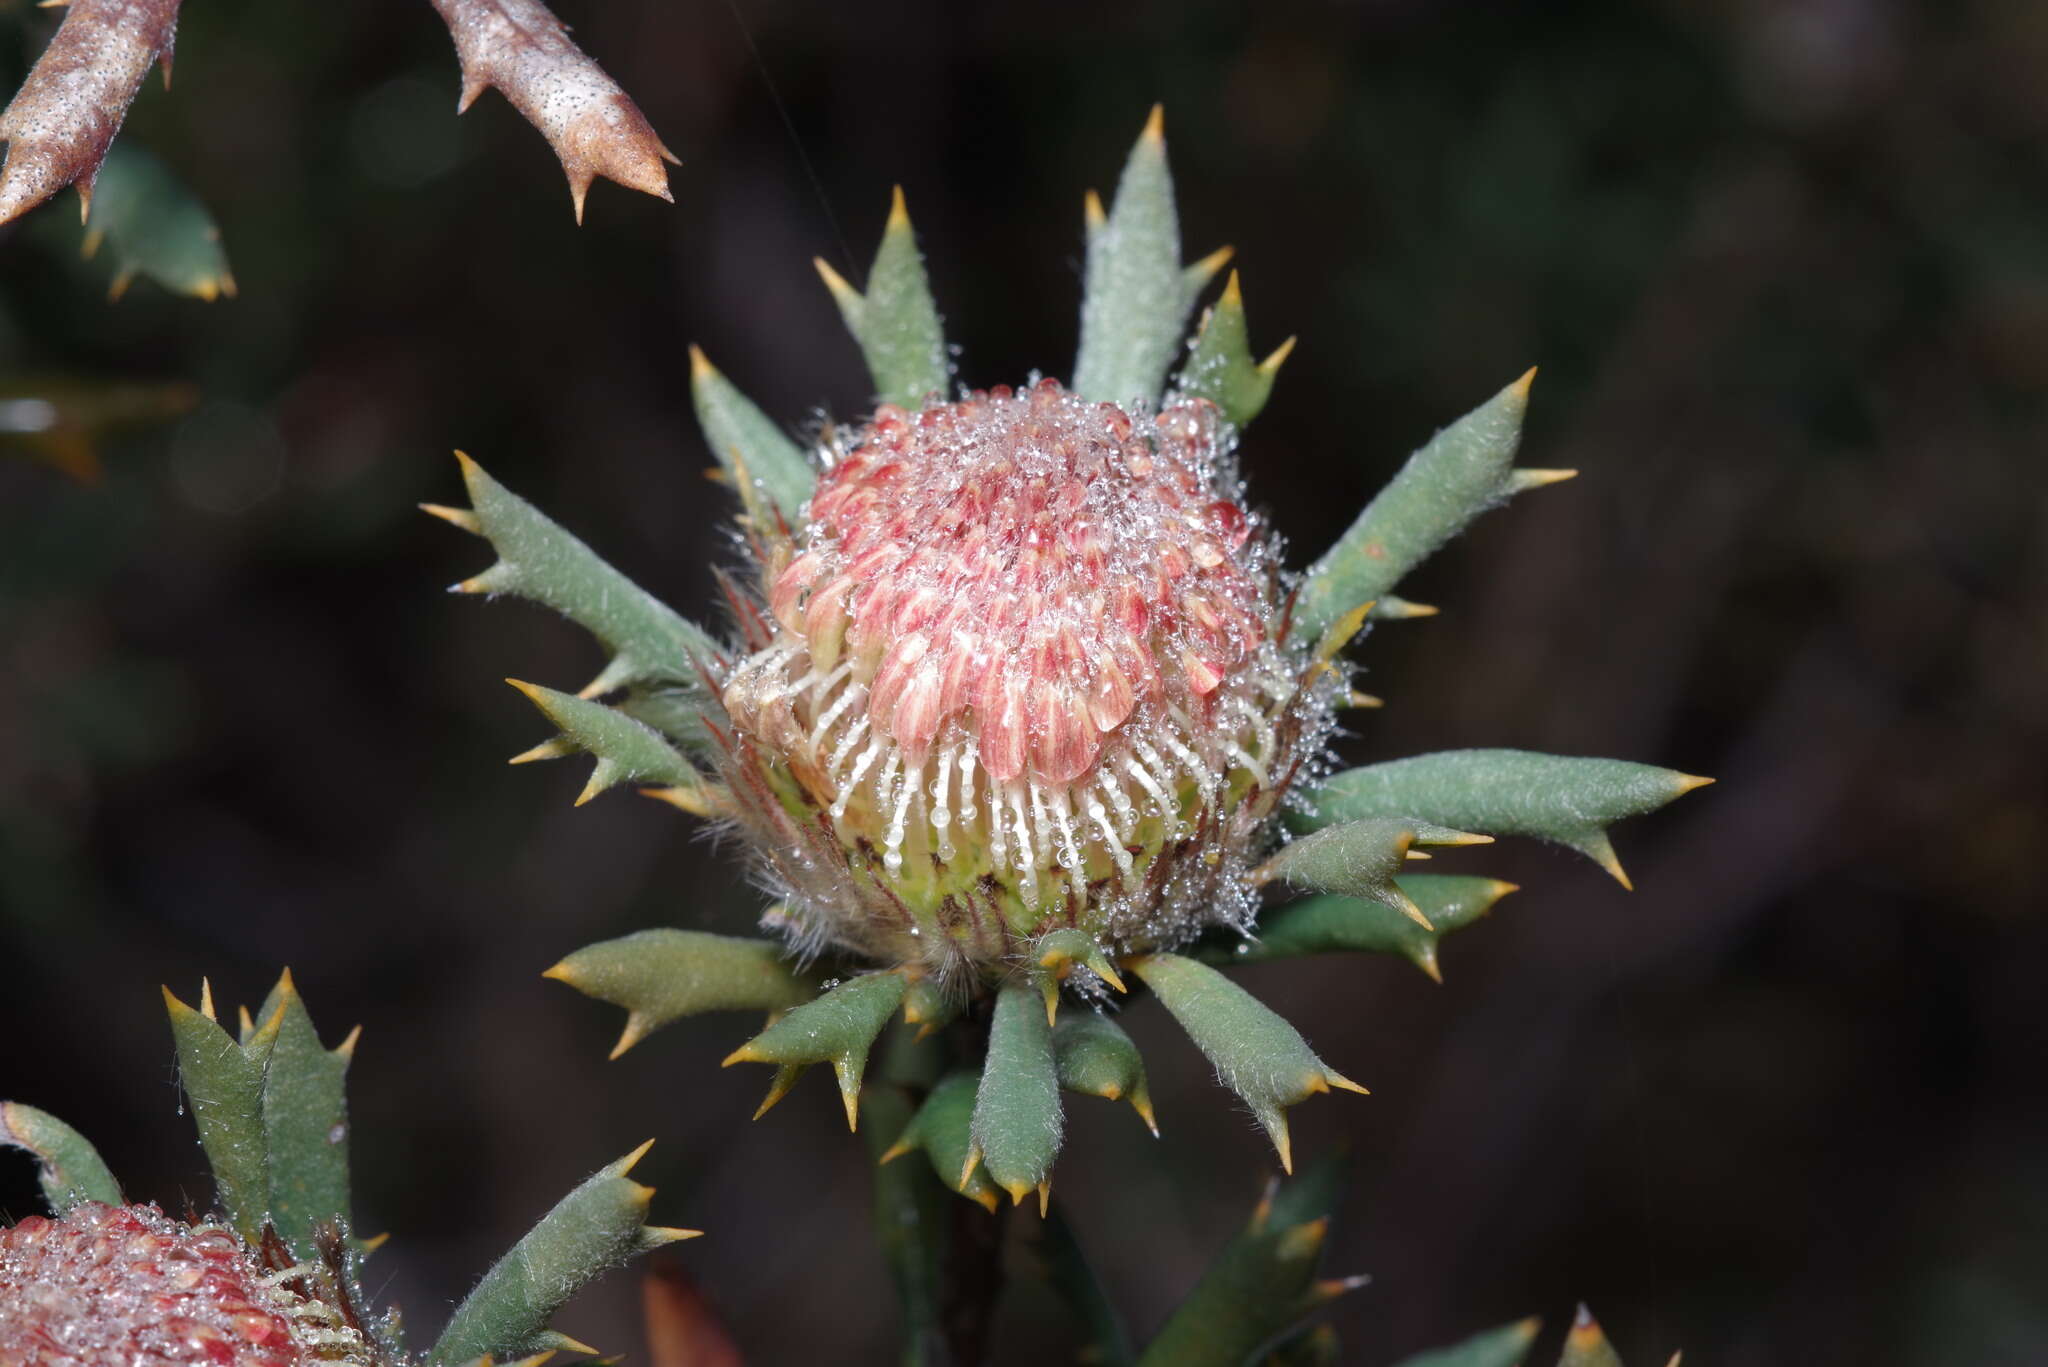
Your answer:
719,380 -> 1326,976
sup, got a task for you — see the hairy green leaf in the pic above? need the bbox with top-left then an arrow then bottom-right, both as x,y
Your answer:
970,981 -> 1063,1206
433,454 -> 722,697
1259,818 -> 1487,929
1175,271 -> 1292,427
882,1070 -> 1002,1212
164,985 -> 272,1244
505,679 -> 701,807
546,929 -> 816,1060
426,1143 -> 695,1366
0,1102 -> 121,1212
1294,372 -> 1563,641
1222,874 -> 1519,982
1298,749 -> 1712,889
1073,106 -> 1228,406
818,187 -> 949,410
251,976 -> 353,1260
725,972 -> 907,1131
1051,1011 -> 1156,1134
687,348 -> 815,525
1130,954 -> 1361,1171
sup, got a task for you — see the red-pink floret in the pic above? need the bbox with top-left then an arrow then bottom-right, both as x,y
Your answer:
0,1204 -> 305,1367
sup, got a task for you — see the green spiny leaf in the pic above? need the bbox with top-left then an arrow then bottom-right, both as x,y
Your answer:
545,929 -> 817,1060
1050,1011 -> 1156,1134
505,680 -> 703,807
1294,371 -> 1567,642
1073,106 -> 1230,406
253,972 -> 354,1261
901,975 -> 963,1039
430,454 -> 721,697
612,681 -> 719,756
1136,1155 -> 1361,1367
0,1102 -> 121,1212
1221,874 -> 1520,982
1558,1307 -> 1627,1367
969,981 -> 1063,1207
426,1142 -> 696,1366
1130,954 -> 1361,1172
817,187 -> 949,410
1297,749 -> 1713,889
1257,818 -> 1490,930
687,348 -> 816,526
84,140 -> 235,303
1032,927 -> 1129,1022
1033,1202 -> 1135,1367
881,1070 -> 1002,1212
725,972 -> 907,1131
1175,271 -> 1293,428
164,983 -> 271,1245
1390,1318 -> 1544,1367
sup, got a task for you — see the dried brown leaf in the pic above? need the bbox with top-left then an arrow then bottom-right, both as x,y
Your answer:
429,0 -> 677,223
0,0 -> 180,227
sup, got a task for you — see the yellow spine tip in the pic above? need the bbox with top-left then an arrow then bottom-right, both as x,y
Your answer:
198,977 -> 216,1023
720,1045 -> 763,1068
417,502 -> 480,533
1416,950 -> 1445,985
886,184 -> 911,231
452,449 -> 481,478
1674,772 -> 1717,794
617,1137 -> 657,1173
1038,1181 -> 1051,1217
840,1088 -> 860,1132
972,1188 -> 1000,1213
1324,1070 -> 1370,1096
1142,103 -> 1165,143
539,961 -> 573,982
1396,896 -> 1436,931
687,344 -> 715,381
1133,1096 -> 1159,1136
959,1147 -> 982,1188
1600,854 -> 1636,892
1083,189 -> 1106,230
336,1024 -> 363,1061
878,1140 -> 914,1165
1096,964 -> 1128,994
1258,335 -> 1297,377
1405,850 -> 1433,861
1345,691 -> 1384,710
1509,365 -> 1538,400
813,257 -> 861,311
645,1226 -> 703,1243
1221,269 -> 1243,307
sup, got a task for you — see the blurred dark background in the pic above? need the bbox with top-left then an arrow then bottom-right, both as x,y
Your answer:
4,0 -> 2045,1361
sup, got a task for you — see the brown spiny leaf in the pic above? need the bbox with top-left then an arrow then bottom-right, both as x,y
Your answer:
0,0 -> 180,227
428,0 -> 678,223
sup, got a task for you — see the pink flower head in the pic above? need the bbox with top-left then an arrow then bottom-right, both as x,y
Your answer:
720,380 -> 1329,975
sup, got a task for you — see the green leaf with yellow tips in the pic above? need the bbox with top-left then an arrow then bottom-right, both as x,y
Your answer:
723,972 -> 907,1131
1297,750 -> 1713,890
969,980 -> 1063,1207
505,680 -> 700,807
249,972 -> 355,1260
545,929 -> 817,1060
83,141 -> 236,303
1051,1011 -> 1156,1134
816,186 -> 950,410
1557,1306 -> 1627,1367
1258,818 -> 1490,930
1391,1318 -> 1544,1367
1294,371 -> 1569,642
1073,106 -> 1230,406
426,1141 -> 697,1366
881,1071 -> 1002,1212
1217,874 -> 1518,982
1136,1154 -> 1362,1367
429,454 -> 722,699
1130,954 -> 1362,1173
164,983 -> 272,1245
0,1102 -> 121,1213
1175,271 -> 1293,428
687,347 -> 815,525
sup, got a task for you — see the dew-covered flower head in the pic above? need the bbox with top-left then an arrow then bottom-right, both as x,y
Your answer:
719,379 -> 1328,978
